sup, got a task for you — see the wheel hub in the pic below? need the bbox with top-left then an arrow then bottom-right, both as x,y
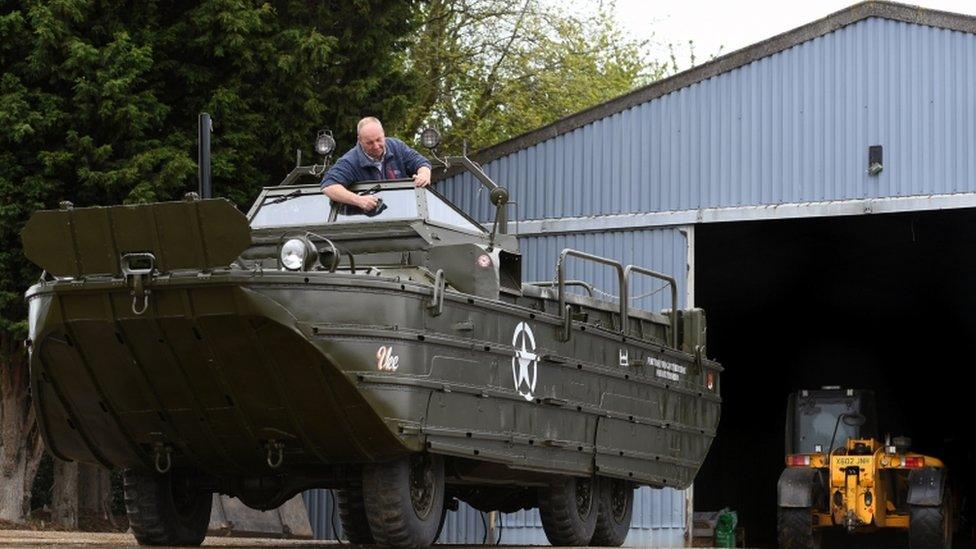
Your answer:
575,478 -> 593,518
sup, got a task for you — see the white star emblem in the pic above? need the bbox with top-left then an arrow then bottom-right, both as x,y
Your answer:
511,322 -> 538,401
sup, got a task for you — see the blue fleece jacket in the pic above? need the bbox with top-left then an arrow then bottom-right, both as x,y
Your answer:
320,137 -> 431,188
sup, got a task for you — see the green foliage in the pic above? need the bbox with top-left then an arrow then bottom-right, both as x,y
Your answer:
0,0 -> 420,339
403,0 -> 673,151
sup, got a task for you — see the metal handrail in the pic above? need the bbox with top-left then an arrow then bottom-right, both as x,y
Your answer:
556,249 -> 627,338
527,280 -> 595,297
624,265 -> 678,349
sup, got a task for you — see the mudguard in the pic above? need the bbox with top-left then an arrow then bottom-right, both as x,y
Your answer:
907,466 -> 946,506
777,467 -> 825,508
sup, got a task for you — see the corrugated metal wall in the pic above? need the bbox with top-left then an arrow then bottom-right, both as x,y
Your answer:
441,17 -> 976,222
305,486 -> 685,545
305,227 -> 690,544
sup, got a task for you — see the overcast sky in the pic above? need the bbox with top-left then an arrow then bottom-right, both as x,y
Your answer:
611,0 -> 976,68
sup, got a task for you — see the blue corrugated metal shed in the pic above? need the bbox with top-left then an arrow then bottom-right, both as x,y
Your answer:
306,2 -> 976,544
428,2 -> 976,544
441,3 -> 976,224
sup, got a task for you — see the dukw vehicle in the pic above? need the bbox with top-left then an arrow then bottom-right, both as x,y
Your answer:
777,387 -> 953,549
22,128 -> 722,547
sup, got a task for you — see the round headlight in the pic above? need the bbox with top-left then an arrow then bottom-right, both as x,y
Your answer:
280,238 -> 310,270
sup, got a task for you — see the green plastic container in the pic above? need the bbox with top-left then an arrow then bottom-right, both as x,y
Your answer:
714,508 -> 737,548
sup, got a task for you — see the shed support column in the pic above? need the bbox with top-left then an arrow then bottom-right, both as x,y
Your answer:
682,224 -> 696,545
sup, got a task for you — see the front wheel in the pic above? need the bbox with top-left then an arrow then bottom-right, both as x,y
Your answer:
776,507 -> 820,549
362,453 -> 445,548
590,478 -> 634,546
538,475 -> 599,546
910,487 -> 953,549
123,468 -> 213,546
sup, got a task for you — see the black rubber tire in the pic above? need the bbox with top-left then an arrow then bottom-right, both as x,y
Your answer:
538,475 -> 599,546
336,485 -> 375,545
123,468 -> 213,546
910,489 -> 953,549
590,478 -> 634,546
776,507 -> 820,549
362,453 -> 445,548
434,499 -> 449,543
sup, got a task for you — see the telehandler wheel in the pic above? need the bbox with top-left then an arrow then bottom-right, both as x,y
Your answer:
336,485 -> 375,544
122,468 -> 213,546
539,475 -> 599,546
590,478 -> 634,546
909,487 -> 953,549
776,507 -> 820,549
362,453 -> 445,548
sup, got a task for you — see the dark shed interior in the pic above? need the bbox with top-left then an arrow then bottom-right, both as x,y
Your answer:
695,209 -> 976,548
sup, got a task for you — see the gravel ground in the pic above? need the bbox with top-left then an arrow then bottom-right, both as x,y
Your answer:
0,530 -> 338,547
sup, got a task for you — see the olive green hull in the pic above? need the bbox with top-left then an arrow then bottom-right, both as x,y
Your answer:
27,271 -> 720,489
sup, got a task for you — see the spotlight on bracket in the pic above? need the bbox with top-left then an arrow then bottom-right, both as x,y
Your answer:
420,127 -> 441,150
315,130 -> 336,157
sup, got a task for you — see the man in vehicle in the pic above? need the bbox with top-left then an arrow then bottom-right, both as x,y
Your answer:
320,117 -> 432,211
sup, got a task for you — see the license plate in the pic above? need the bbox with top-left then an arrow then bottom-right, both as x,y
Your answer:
834,456 -> 873,467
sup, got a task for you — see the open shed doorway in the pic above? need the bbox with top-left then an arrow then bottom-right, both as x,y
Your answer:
694,208 -> 976,548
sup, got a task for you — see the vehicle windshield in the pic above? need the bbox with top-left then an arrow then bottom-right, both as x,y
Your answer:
798,402 -> 860,453
334,188 -> 419,223
250,193 -> 331,228
426,190 -> 484,233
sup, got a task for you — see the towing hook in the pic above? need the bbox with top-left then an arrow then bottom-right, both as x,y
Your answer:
266,440 -> 284,469
131,289 -> 152,315
121,252 -> 156,315
153,443 -> 172,474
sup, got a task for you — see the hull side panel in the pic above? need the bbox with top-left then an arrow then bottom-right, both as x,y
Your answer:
30,275 -> 719,488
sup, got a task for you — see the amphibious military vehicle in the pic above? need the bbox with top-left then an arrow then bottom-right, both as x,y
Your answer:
22,130 -> 721,547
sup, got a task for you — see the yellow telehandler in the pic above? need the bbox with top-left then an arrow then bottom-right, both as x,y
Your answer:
777,387 -> 952,549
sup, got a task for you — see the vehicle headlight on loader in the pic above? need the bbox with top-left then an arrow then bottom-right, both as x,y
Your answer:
279,237 -> 317,271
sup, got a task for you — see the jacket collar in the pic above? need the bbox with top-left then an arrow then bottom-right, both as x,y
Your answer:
356,141 -> 393,167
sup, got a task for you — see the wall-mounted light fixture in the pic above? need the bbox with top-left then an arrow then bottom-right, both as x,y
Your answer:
868,145 -> 883,176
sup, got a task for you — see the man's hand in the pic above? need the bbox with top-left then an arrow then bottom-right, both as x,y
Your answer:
356,194 -> 380,211
324,183 -> 379,211
412,166 -> 432,188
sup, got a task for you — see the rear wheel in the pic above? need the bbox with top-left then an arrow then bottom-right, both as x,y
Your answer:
123,468 -> 213,546
910,487 -> 953,549
336,484 -> 375,544
362,453 -> 445,548
590,478 -> 634,546
776,507 -> 820,549
539,475 -> 599,546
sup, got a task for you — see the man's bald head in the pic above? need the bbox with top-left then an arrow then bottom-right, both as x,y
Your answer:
357,117 -> 386,160
357,117 -> 383,136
